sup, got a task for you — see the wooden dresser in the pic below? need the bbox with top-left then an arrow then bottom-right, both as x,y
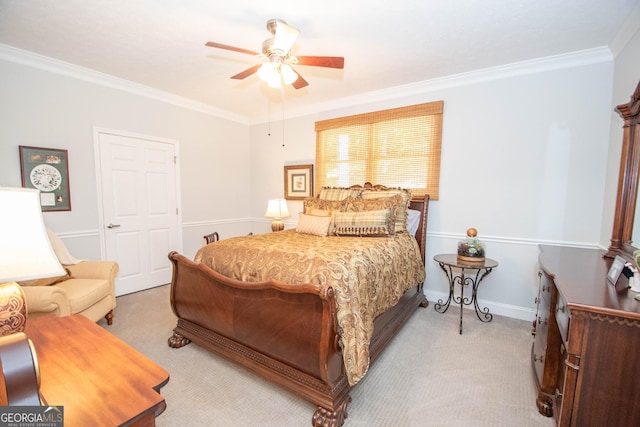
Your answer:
532,245 -> 640,427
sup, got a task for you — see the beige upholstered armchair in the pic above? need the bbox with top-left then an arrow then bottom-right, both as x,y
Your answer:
20,260 -> 118,324
18,229 -> 118,325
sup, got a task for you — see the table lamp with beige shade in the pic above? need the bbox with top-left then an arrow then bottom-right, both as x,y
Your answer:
264,198 -> 290,232
0,187 -> 65,405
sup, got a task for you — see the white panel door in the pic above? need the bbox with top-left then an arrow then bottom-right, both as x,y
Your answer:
98,131 -> 179,295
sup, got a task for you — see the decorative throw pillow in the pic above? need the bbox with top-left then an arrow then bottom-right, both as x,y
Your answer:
296,213 -> 333,236
318,186 -> 362,201
360,188 -> 412,233
307,208 -> 337,235
333,209 -> 394,236
303,198 -> 344,214
342,194 -> 402,211
307,208 -> 333,217
341,195 -> 401,233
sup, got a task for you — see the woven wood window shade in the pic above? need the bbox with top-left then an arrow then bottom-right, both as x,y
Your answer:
315,101 -> 443,199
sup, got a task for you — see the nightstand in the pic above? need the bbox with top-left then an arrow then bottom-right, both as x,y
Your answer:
433,254 -> 498,334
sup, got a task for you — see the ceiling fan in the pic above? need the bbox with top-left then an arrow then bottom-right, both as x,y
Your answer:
205,19 -> 344,89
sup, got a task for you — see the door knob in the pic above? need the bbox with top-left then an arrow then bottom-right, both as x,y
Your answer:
107,223 -> 121,229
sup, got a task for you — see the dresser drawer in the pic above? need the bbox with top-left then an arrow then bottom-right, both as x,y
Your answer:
556,293 -> 570,344
552,345 -> 567,424
538,271 -> 553,306
532,301 -> 549,385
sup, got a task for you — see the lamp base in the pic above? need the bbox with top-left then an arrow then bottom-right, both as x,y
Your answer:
0,282 -> 27,336
0,332 -> 42,405
271,220 -> 284,232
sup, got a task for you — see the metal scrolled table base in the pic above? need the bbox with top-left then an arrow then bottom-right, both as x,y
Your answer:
433,254 -> 498,334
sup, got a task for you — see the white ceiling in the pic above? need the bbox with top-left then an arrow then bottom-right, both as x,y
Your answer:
0,0 -> 638,123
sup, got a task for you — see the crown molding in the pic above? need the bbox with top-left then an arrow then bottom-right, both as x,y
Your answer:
0,44 -> 250,125
1,43 -> 612,127
609,1 -> 640,57
272,46 -> 613,124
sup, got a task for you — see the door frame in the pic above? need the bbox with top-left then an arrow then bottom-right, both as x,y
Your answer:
93,126 -> 183,260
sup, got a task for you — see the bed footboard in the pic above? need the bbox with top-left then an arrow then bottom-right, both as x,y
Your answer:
167,251 -> 352,425
168,249 -> 426,426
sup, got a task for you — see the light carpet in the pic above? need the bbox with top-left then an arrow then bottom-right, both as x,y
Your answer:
98,285 -> 554,427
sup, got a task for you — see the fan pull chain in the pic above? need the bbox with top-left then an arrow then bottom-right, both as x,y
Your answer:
281,87 -> 286,147
267,100 -> 271,137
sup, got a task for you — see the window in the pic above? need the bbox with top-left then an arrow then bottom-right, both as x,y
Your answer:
315,101 -> 443,199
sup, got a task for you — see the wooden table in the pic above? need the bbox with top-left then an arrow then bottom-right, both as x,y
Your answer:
25,314 -> 169,426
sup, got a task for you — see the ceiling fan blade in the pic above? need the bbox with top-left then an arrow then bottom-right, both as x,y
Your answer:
296,56 -> 345,69
292,71 -> 309,90
205,41 -> 258,56
231,64 -> 261,80
273,21 -> 300,53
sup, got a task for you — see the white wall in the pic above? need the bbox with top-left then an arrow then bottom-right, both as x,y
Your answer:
0,56 -> 252,261
250,54 -> 615,320
250,114 -> 317,234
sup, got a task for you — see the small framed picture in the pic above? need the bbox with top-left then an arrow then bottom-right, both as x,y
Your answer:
607,255 -> 627,286
284,164 -> 313,200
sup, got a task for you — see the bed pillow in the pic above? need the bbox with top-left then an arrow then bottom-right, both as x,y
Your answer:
334,209 -> 395,236
307,208 -> 333,217
341,195 -> 401,232
318,186 -> 362,201
307,208 -> 337,235
296,213 -> 333,236
303,198 -> 344,215
407,209 -> 421,237
360,188 -> 412,233
342,194 -> 403,210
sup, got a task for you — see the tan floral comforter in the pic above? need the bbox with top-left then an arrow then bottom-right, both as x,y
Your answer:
194,229 -> 426,386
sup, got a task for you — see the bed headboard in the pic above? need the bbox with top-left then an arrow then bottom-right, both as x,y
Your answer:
409,195 -> 429,262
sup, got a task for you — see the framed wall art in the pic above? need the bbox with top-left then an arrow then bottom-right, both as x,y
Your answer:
19,146 -> 71,211
284,164 -> 313,200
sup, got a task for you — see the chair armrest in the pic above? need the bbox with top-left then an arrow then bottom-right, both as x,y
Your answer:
21,285 -> 71,317
66,261 -> 119,281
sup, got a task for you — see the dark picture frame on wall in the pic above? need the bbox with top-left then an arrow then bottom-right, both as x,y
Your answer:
19,146 -> 71,211
284,164 -> 313,200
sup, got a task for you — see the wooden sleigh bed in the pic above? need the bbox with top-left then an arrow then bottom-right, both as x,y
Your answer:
168,184 -> 429,426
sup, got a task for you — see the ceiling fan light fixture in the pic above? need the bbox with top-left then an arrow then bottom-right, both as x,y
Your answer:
281,64 -> 298,85
258,63 -> 282,88
267,79 -> 282,89
258,62 -> 278,83
258,61 -> 297,88
206,18 -> 343,90
270,19 -> 300,53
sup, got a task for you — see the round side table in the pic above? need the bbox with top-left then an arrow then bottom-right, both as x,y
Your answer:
433,254 -> 498,334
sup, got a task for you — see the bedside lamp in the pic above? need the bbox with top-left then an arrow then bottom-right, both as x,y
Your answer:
0,187 -> 66,336
264,199 -> 290,232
